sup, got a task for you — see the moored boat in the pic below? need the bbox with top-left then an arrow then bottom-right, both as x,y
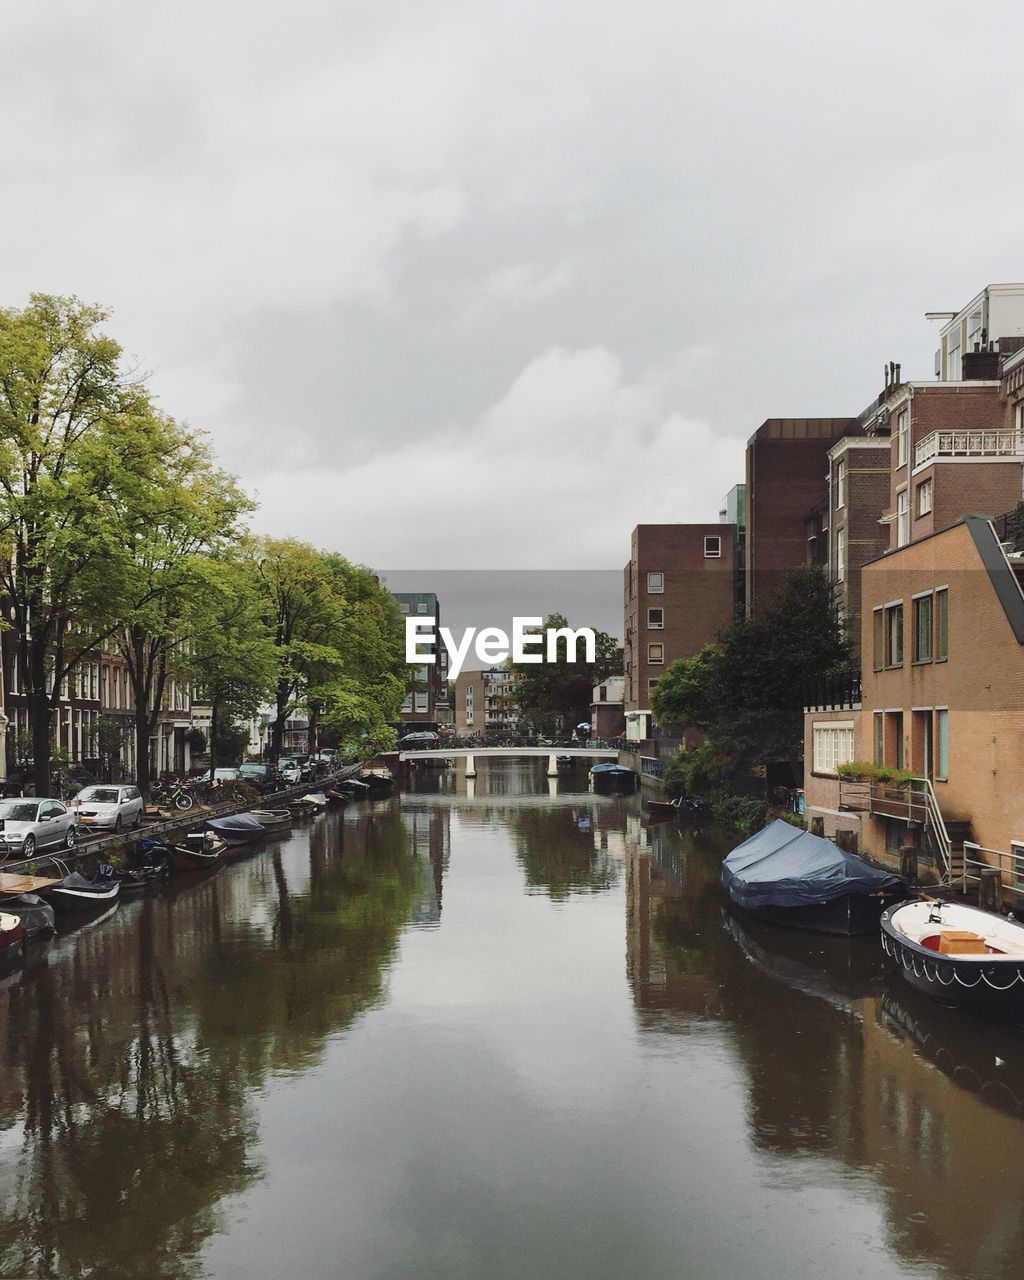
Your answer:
49,867 -> 121,912
322,789 -> 349,806
168,831 -> 223,872
589,762 -> 636,790
360,769 -> 393,796
721,818 -> 907,936
881,899 -> 1024,1025
251,809 -> 293,829
647,796 -> 710,821
0,911 -> 26,956
0,893 -> 55,938
204,812 -> 265,845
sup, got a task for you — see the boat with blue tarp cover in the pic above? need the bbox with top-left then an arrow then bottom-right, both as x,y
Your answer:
721,818 -> 907,936
203,812 -> 266,846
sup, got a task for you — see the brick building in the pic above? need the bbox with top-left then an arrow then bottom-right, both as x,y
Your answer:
453,667 -> 518,736
744,418 -> 855,612
591,676 -> 625,739
393,591 -> 449,727
826,436 -> 891,639
804,515 -> 1024,890
623,523 -> 737,740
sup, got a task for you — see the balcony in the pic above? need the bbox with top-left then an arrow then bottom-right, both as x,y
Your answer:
914,428 -> 1024,468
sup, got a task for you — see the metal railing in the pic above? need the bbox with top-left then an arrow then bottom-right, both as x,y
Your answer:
836,775 -> 951,882
915,428 -> 1024,468
804,668 -> 862,710
961,841 -> 1024,898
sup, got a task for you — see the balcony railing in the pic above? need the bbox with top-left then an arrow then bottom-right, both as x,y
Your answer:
803,668 -> 862,711
914,428 -> 1024,468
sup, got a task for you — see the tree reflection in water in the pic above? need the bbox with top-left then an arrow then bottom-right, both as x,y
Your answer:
507,801 -> 622,901
0,809 -> 421,1278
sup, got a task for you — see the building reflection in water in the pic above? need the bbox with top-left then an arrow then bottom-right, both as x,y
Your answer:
628,822 -> 1024,1280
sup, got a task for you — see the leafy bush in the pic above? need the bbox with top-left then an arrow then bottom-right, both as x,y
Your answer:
777,811 -> 806,829
711,791 -> 766,833
661,742 -> 722,799
836,760 -> 914,787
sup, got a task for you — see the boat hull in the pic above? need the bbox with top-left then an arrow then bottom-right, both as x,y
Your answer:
736,891 -> 901,937
881,908 -> 1024,1025
49,884 -> 120,912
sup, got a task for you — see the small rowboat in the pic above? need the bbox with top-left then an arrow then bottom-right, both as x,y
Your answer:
881,899 -> 1024,1025
0,911 -> 26,956
298,792 -> 328,809
322,789 -> 349,807
49,868 -> 121,912
168,834 -> 223,872
251,809 -> 293,830
204,813 -> 265,845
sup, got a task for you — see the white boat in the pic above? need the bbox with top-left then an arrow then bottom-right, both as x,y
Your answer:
251,809 -> 293,829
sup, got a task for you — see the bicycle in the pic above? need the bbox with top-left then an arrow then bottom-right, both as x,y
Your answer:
152,779 -> 194,811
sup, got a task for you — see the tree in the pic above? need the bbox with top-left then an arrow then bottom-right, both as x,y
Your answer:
652,566 -> 849,775
116,423 -> 251,793
510,613 -> 621,734
0,294 -> 180,794
188,556 -> 279,777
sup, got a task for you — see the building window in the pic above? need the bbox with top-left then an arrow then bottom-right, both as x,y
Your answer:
872,609 -> 884,671
414,692 -> 429,712
936,708 -> 949,780
946,328 -> 961,381
835,526 -> 846,583
896,409 -> 909,467
647,678 -> 659,695
935,588 -> 948,660
835,457 -> 846,509
813,723 -> 855,775
401,693 -> 413,713
914,594 -> 933,663
703,536 -> 721,558
417,602 -> 429,614
917,478 -> 933,516
967,309 -> 983,352
647,643 -> 664,664
399,603 -> 409,614
647,572 -> 664,594
896,489 -> 910,547
874,712 -> 884,765
885,603 -> 904,667
647,607 -> 664,629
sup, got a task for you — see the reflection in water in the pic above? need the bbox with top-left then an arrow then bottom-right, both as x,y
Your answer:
2,771 -> 1024,1278
0,811 -> 421,1278
633,823 -> 1024,1280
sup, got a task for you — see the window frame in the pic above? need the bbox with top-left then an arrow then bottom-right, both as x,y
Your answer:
884,602 -> 904,668
703,536 -> 722,559
647,607 -> 664,629
896,487 -> 910,547
835,456 -> 846,509
935,707 -> 950,781
835,526 -> 846,583
913,592 -> 933,664
647,642 -> 664,665
917,477 -> 933,517
646,571 -> 664,594
935,587 -> 949,661
896,409 -> 909,467
812,722 -> 855,776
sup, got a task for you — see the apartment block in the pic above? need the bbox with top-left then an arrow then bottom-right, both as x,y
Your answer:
623,523 -> 737,739
827,436 -> 891,638
745,418 -> 855,612
453,667 -> 518,736
393,591 -> 448,726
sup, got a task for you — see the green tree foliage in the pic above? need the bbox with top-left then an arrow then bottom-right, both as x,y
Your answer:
510,613 -> 621,734
653,566 -> 849,772
0,294 -> 179,793
251,539 -> 405,760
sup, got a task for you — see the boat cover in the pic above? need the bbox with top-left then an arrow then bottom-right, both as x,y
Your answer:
3,893 -> 55,935
204,813 -> 265,838
722,818 -> 904,909
55,872 -> 116,893
590,763 -> 632,775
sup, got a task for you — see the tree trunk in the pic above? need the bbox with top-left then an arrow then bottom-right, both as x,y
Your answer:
135,702 -> 153,797
306,700 -> 321,755
270,676 -> 291,761
28,634 -> 52,797
209,700 -> 219,778
29,689 -> 52,799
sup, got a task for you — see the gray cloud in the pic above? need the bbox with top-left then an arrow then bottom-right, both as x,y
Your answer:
3,0 -> 1023,571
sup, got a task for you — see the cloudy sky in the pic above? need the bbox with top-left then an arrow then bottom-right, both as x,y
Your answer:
4,0 -> 1023,574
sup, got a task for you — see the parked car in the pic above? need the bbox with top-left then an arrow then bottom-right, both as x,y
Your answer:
72,785 -> 145,832
278,758 -> 303,785
398,731 -> 440,748
314,749 -> 337,765
200,767 -> 241,783
0,797 -> 78,861
237,763 -> 285,795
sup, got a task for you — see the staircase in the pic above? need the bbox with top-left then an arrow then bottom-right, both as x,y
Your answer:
942,819 -> 973,888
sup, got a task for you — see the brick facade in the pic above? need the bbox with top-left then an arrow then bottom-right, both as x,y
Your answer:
624,523 -> 737,723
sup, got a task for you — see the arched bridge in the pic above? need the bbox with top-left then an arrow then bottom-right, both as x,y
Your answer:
397,745 -> 618,778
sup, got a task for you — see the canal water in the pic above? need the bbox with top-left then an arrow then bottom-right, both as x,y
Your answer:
1,760 -> 1023,1279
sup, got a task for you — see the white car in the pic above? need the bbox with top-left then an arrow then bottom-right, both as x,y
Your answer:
73,784 -> 144,832
0,797 -> 78,861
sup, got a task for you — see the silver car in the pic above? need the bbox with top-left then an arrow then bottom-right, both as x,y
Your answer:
0,797 -> 78,862
72,785 -> 144,832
